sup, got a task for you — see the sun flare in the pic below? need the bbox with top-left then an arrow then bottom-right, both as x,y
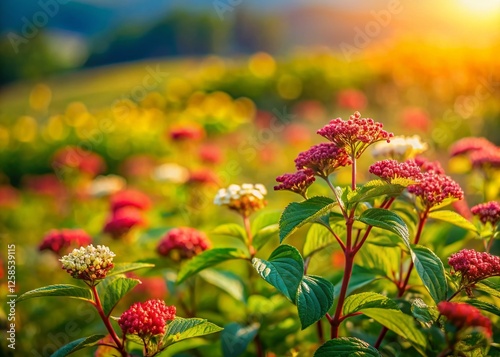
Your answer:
459,0 -> 500,13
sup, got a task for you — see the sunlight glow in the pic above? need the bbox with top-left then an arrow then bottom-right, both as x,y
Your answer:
458,0 -> 500,13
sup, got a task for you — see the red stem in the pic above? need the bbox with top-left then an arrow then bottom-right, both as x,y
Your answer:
243,215 -> 256,257
90,285 -> 127,357
351,156 -> 357,191
374,209 -> 429,348
330,216 -> 355,338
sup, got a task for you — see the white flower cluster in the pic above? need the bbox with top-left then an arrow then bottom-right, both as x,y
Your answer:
214,183 -> 267,206
371,135 -> 428,159
87,175 -> 126,197
152,163 -> 190,183
60,244 -> 116,281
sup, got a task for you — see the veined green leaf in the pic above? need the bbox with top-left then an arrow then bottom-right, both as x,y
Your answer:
410,244 -> 448,304
108,262 -> 155,277
466,299 -> 500,317
314,337 -> 381,357
198,269 -> 247,303
251,210 -> 281,235
221,322 -> 259,357
358,208 -> 410,249
428,210 -> 478,232
16,284 -> 92,303
411,298 -> 437,327
342,292 -> 398,316
296,275 -> 334,329
253,224 -> 279,251
177,248 -> 249,284
163,317 -> 223,347
362,308 -> 427,354
101,277 -> 141,316
252,245 -> 303,302
279,196 -> 336,242
51,335 -> 105,357
303,224 -> 338,258
211,223 -> 247,242
348,179 -> 407,205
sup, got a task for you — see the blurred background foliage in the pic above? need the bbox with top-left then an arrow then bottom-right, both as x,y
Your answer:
0,0 -> 499,355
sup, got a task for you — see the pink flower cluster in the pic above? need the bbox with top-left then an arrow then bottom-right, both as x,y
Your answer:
369,159 -> 422,182
448,249 -> 500,284
414,157 -> 445,175
437,302 -> 492,337
118,299 -> 176,337
450,137 -> 500,170
471,201 -> 500,225
110,189 -> 151,212
157,227 -> 211,260
407,171 -> 464,209
449,137 -> 496,157
294,143 -> 351,177
274,169 -> 315,197
317,111 -> 393,158
104,189 -> 150,238
52,146 -> 106,177
39,229 -> 92,255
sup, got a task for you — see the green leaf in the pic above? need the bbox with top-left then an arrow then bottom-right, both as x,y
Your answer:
163,317 -> 223,347
108,262 -> 155,277
410,244 -> 448,304
51,335 -> 105,357
334,265 -> 381,299
358,208 -> 410,249
411,298 -> 437,327
428,210 -> 478,232
314,337 -> 381,357
253,224 -> 279,251
466,299 -> 500,317
296,275 -> 335,329
362,308 -> 427,354
198,269 -> 247,303
101,277 -> 141,316
251,210 -> 281,235
16,284 -> 92,303
279,196 -> 336,242
211,223 -> 247,242
342,292 -> 398,316
348,179 -> 407,205
252,245 -> 303,302
475,278 -> 500,299
221,322 -> 259,357
303,224 -> 337,257
177,248 -> 249,284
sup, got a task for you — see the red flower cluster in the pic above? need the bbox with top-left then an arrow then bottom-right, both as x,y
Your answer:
52,146 -> 106,177
104,189 -> 150,238
369,159 -> 422,182
449,137 -> 496,157
437,302 -> 492,337
414,157 -> 445,175
471,201 -> 500,225
407,171 -> 464,209
274,169 -> 315,197
317,111 -> 393,158
39,229 -> 92,255
103,207 -> 146,238
199,144 -> 223,164
469,146 -> 500,169
169,124 -> 205,141
336,89 -> 367,110
110,189 -> 151,212
294,143 -> 352,177
118,299 -> 176,337
448,249 -> 500,284
450,137 -> 500,171
157,227 -> 210,260
187,169 -> 219,186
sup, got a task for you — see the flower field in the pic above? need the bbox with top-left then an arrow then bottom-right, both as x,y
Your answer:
1,41 -> 500,356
